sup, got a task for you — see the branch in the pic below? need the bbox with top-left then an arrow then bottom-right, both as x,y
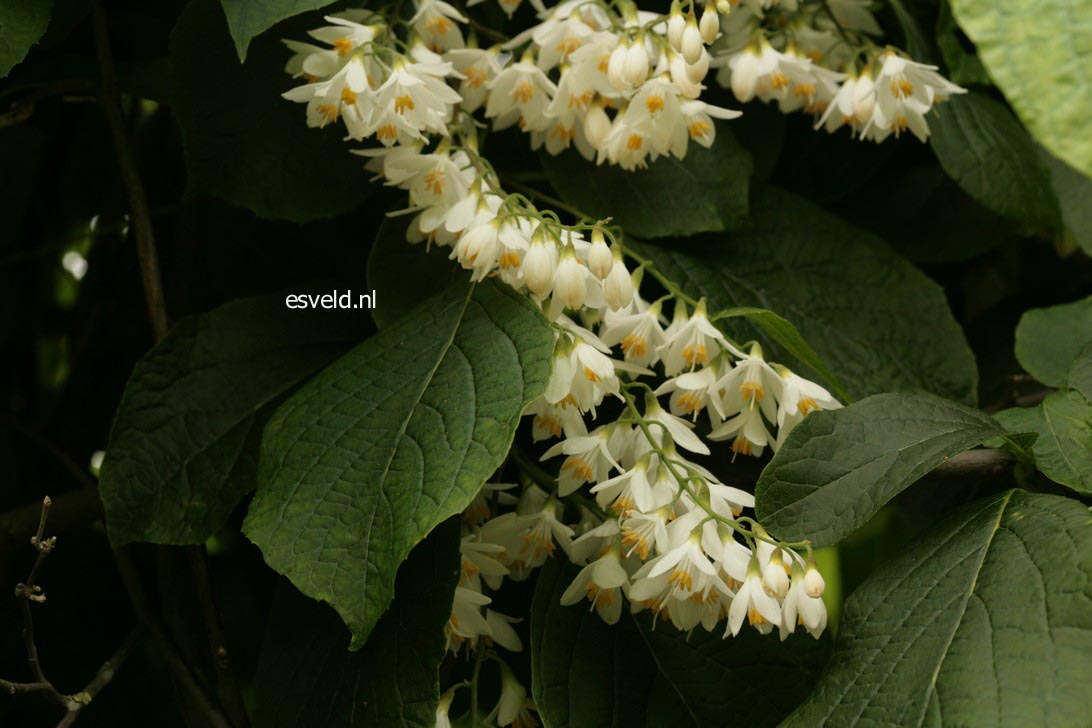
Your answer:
91,0 -> 169,341
54,626 -> 143,728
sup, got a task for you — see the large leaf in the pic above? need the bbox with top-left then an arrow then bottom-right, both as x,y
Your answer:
540,122 -> 753,238
756,392 -> 1008,548
531,559 -> 831,728
1014,295 -> 1092,387
1068,342 -> 1092,400
0,0 -> 51,77
365,219 -> 461,329
244,278 -> 554,647
99,293 -> 369,545
172,0 -> 373,223
935,0 -> 991,86
1040,150 -> 1092,256
254,519 -> 460,728
635,187 -> 978,403
930,91 -> 1060,227
950,0 -> 1092,178
220,0 -> 336,61
995,391 -> 1092,495
784,490 -> 1092,726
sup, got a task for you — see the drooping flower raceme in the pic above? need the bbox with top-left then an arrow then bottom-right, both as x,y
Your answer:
278,5 -> 859,725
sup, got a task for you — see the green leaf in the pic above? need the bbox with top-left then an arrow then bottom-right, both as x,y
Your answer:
220,0 -> 336,62
0,0 -> 52,77
99,292 -> 370,546
244,278 -> 554,648
1040,149 -> 1092,256
930,91 -> 1060,227
634,187 -> 978,403
531,559 -> 831,728
783,490 -> 1092,726
756,392 -> 1007,547
935,0 -> 992,86
950,0 -> 1092,178
1068,342 -> 1092,400
1014,295 -> 1092,387
254,519 -> 460,728
540,122 -> 753,238
995,391 -> 1092,495
889,0 -> 936,62
366,219 -> 461,329
716,307 -> 851,402
172,0 -> 373,223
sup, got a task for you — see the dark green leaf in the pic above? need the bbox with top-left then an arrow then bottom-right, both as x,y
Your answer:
756,392 -> 1007,547
540,122 -> 753,238
1040,149 -> 1092,256
930,91 -> 1060,227
254,519 -> 460,728
783,490 -> 1092,726
1014,295 -> 1092,387
244,278 -> 554,648
0,0 -> 52,77
100,292 -> 370,545
634,187 -> 978,403
951,0 -> 1092,177
531,559 -> 831,728
717,307 -> 850,402
888,0 -> 936,62
935,0 -> 991,86
172,0 -> 373,222
366,219 -> 461,329
995,391 -> 1092,495
220,0 -> 336,61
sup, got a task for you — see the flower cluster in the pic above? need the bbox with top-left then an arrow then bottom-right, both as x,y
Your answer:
710,0 -> 966,141
281,5 -> 849,726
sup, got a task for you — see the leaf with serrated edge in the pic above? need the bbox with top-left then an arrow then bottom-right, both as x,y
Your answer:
0,0 -> 52,77
100,293 -> 370,546
756,392 -> 1006,547
1014,295 -> 1092,387
633,187 -> 978,403
244,278 -> 554,648
783,490 -> 1092,726
254,519 -> 460,728
531,559 -> 830,728
220,0 -> 336,61
930,91 -> 1060,227
995,391 -> 1092,495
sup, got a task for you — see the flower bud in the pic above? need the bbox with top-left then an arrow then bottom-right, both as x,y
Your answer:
681,16 -> 703,65
699,0 -> 719,45
583,102 -> 611,148
852,68 -> 876,124
603,260 -> 633,311
669,50 -> 702,99
686,48 -> 710,83
523,230 -> 558,296
667,1 -> 685,51
608,39 -> 630,91
623,36 -> 650,87
730,46 -> 760,102
587,230 -> 613,279
553,248 -> 587,309
804,562 -> 825,598
763,549 -> 790,597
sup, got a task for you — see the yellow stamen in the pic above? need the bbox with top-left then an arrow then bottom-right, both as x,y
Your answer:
340,87 -> 357,105
681,344 -> 709,366
645,95 -> 664,114
732,436 -> 753,457
333,38 -> 353,56
626,134 -> 643,150
394,94 -> 415,114
556,36 -> 582,55
376,124 -> 397,142
669,570 -> 694,591
890,78 -> 913,98
499,251 -> 521,269
739,380 -> 765,402
512,81 -> 535,104
423,170 -> 445,195
562,456 -> 595,482
688,119 -> 711,139
620,333 -> 648,358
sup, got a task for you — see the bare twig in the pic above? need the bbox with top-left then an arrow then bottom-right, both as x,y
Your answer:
54,626 -> 144,728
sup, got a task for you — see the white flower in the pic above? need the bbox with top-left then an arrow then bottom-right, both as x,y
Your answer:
445,585 -> 493,651
445,48 -> 504,111
659,300 -> 740,374
655,361 -> 724,423
496,664 -> 528,725
864,50 -> 965,142
373,59 -> 462,138
411,0 -> 467,52
762,548 -> 790,597
708,404 -> 774,457
541,425 -> 621,496
621,508 -> 671,559
775,368 -> 840,441
726,557 -> 782,636
485,609 -> 524,651
599,300 -> 666,367
716,347 -> 783,415
602,258 -> 634,311
460,534 -> 510,590
307,15 -> 382,59
487,57 -> 557,130
641,395 -> 711,455
780,560 -> 827,640
560,547 -> 629,624
804,560 -> 826,597
680,99 -> 741,147
525,397 -> 584,440
699,0 -> 720,45
521,226 -> 559,296
591,456 -> 664,513
681,15 -> 704,64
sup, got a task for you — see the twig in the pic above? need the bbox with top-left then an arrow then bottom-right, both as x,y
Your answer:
91,0 -> 168,341
0,79 -> 97,128
0,489 -> 103,553
54,626 -> 144,728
